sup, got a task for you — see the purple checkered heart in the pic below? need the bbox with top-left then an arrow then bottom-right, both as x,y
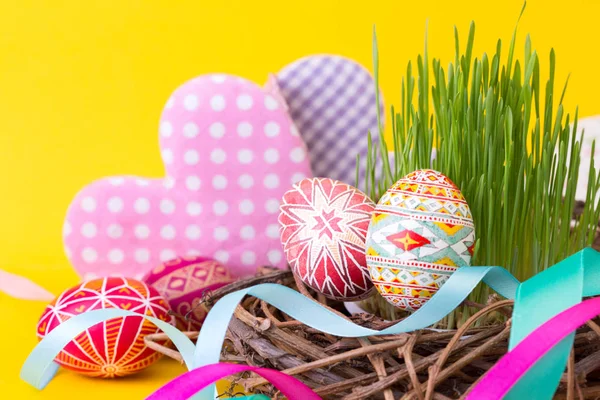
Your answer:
269,55 -> 385,190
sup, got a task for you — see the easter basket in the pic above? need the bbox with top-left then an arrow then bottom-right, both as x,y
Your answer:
145,218 -> 600,400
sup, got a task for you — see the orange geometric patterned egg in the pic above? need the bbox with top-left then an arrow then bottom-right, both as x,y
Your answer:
36,277 -> 174,378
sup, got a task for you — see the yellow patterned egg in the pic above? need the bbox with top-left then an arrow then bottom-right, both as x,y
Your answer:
365,169 -> 476,311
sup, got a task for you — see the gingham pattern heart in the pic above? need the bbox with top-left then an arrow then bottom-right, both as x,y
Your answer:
272,55 -> 385,190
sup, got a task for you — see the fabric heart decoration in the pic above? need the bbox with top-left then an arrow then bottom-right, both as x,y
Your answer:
63,74 -> 312,279
268,55 -> 385,191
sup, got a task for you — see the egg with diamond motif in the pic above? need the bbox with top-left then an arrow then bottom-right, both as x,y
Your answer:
142,256 -> 235,330
365,169 -> 476,311
36,277 -> 174,378
279,177 -> 376,301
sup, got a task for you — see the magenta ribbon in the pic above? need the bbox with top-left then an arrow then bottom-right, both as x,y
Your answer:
467,296 -> 600,399
146,363 -> 322,400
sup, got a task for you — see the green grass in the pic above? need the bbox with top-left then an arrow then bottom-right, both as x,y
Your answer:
359,2 -> 600,326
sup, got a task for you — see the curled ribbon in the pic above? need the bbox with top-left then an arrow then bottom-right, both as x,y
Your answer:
467,296 -> 600,399
20,248 -> 600,399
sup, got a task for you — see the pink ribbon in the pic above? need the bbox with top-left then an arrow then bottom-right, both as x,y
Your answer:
146,363 -> 322,400
0,269 -> 55,301
467,296 -> 600,399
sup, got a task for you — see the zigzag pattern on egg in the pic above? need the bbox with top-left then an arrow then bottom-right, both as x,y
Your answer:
366,169 -> 476,311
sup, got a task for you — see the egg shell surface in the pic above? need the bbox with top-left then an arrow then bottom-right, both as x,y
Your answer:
142,256 -> 235,330
36,277 -> 173,378
279,177 -> 376,301
365,169 -> 475,311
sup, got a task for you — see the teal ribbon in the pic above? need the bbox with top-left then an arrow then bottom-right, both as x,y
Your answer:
20,248 -> 600,399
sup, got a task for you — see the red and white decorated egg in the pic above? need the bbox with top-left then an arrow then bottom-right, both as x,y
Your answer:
142,256 -> 235,330
36,277 -> 173,378
279,177 -> 376,301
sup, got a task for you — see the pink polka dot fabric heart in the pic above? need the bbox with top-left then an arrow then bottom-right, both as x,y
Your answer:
63,74 -> 312,279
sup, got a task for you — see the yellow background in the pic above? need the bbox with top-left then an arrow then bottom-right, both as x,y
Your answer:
1,0 -> 599,398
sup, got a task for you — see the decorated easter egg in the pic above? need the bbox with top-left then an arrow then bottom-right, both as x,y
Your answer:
142,256 -> 235,330
279,177 -> 376,301
36,277 -> 173,378
365,169 -> 475,311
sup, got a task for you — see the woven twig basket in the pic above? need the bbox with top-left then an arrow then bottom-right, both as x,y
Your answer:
145,203 -> 600,399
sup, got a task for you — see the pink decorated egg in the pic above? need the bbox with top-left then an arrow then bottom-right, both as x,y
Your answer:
279,177 -> 376,301
142,256 -> 235,330
36,277 -> 173,378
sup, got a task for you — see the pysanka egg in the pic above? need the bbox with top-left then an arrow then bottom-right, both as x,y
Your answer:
142,256 -> 235,330
36,277 -> 174,378
279,177 -> 376,301
365,169 -> 475,311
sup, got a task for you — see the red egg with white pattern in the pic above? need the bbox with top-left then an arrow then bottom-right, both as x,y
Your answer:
36,277 -> 174,378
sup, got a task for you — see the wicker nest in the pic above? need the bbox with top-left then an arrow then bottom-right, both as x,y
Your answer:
145,203 -> 600,399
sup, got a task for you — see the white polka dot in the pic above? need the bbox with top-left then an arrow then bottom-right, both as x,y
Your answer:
265,198 -> 280,214
237,122 -> 253,138
291,172 -> 307,184
213,200 -> 229,216
213,226 -> 229,241
212,175 -> 228,190
162,149 -> 174,164
109,177 -> 125,186
184,149 -> 199,165
160,225 -> 176,240
160,199 -> 176,214
264,95 -> 279,110
264,174 -> 280,189
184,95 -> 198,110
81,222 -> 97,238
81,197 -> 96,212
166,97 -> 175,109
134,224 -> 150,239
264,148 -> 279,164
107,224 -> 123,239
214,250 -> 230,263
136,179 -> 150,186
240,225 -> 255,240
210,95 -> 226,111
64,246 -> 72,259
134,198 -> 150,214
268,249 -> 283,264
160,121 -> 173,137
266,224 -> 280,239
236,94 -> 253,110
186,249 -> 201,257
163,176 -> 175,189
290,147 -> 306,163
238,174 -> 254,189
183,122 -> 199,138
290,125 -> 299,137
239,199 -> 255,215
238,149 -> 254,164
160,249 -> 177,262
63,221 -> 72,237
241,251 -> 256,265
209,122 -> 225,139
83,272 -> 98,281
185,225 -> 202,240
82,247 -> 98,263
186,175 -> 201,191
211,148 -> 227,164
186,201 -> 202,216
107,196 -> 124,213
211,74 -> 227,83
108,249 -> 124,264
264,122 -> 280,137
135,248 -> 150,263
